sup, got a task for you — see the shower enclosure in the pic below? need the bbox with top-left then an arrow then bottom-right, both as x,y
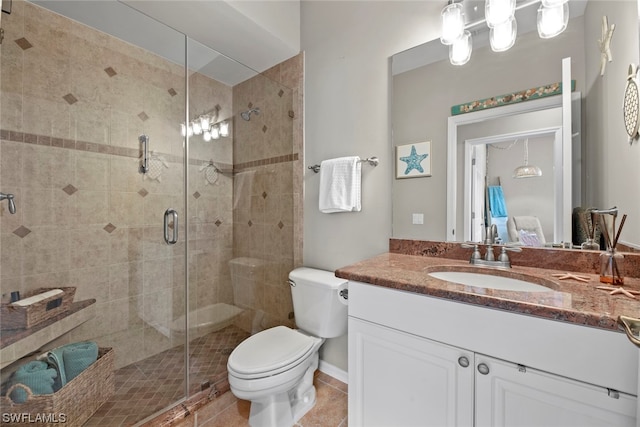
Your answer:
0,1 -> 302,424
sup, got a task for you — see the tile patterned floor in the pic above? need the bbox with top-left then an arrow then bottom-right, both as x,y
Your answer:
191,372 -> 348,427
85,325 -> 250,426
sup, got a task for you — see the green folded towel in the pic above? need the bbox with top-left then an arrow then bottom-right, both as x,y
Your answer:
9,361 -> 57,403
47,347 -> 66,391
63,341 -> 98,382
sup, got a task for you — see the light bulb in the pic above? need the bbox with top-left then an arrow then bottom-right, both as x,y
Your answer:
211,125 -> 220,140
192,121 -> 202,135
490,16 -> 517,52
537,3 -> 568,39
187,125 -> 193,137
440,3 -> 465,46
203,130 -> 212,142
181,124 -> 186,137
541,0 -> 568,7
219,121 -> 230,137
200,115 -> 210,131
450,31 -> 472,66
485,0 -> 515,28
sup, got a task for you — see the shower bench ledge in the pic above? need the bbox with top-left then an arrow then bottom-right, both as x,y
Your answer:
0,299 -> 96,369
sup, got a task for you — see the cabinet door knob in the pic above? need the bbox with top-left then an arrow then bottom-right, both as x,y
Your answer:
458,356 -> 470,368
477,363 -> 490,375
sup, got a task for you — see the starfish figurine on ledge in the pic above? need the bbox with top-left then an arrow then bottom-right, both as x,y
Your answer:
551,273 -> 591,282
596,285 -> 640,299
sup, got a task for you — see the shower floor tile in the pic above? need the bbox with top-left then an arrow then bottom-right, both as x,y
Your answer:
85,325 -> 250,427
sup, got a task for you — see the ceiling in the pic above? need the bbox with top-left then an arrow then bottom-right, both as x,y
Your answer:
30,0 -> 301,86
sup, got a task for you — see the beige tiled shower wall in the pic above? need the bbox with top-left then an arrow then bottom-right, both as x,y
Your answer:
0,0 -> 233,369
231,54 -> 303,333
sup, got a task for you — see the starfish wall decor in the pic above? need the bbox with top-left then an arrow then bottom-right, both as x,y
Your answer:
598,15 -> 616,76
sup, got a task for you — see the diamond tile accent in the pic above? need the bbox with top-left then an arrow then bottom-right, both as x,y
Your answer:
248,220 -> 253,227
103,223 -> 117,233
215,220 -> 222,227
168,88 -> 177,97
15,37 -> 33,50
278,221 -> 284,229
62,184 -> 78,195
278,89 -> 284,97
288,110 -> 295,119
138,112 -> 149,121
63,93 -> 78,105
248,102 -> 253,109
193,191 -> 201,199
104,67 -> 117,77
262,191 -> 267,199
262,125 -> 268,133
138,188 -> 149,197
13,226 -> 31,238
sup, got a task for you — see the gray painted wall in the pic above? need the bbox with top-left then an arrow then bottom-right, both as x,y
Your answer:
301,0 -> 640,373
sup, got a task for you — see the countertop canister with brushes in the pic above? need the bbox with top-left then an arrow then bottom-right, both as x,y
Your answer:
595,208 -> 626,285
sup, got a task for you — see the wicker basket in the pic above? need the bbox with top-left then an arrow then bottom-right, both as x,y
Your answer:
0,287 -> 76,330
0,347 -> 115,427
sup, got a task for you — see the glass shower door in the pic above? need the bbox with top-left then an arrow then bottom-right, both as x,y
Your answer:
0,1 -> 189,425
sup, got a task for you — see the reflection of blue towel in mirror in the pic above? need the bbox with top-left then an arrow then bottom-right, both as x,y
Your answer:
488,186 -> 509,242
488,186 -> 508,218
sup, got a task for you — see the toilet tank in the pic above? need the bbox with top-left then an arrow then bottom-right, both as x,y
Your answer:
288,267 -> 348,338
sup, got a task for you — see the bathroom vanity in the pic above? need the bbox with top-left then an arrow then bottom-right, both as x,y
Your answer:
338,250 -> 639,427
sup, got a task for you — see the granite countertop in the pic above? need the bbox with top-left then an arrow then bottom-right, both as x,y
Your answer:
335,252 -> 640,332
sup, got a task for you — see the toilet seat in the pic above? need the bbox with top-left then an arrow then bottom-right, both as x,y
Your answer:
228,326 -> 321,379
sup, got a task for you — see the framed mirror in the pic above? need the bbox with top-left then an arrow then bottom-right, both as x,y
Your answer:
391,0 -> 640,250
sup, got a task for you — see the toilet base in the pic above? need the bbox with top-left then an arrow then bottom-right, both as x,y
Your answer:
247,353 -> 319,427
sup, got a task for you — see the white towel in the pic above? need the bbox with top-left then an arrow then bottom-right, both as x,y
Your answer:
319,156 -> 362,213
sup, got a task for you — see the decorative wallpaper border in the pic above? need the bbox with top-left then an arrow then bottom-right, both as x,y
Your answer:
451,80 -> 576,116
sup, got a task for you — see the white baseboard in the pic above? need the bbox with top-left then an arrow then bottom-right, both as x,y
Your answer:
318,359 -> 348,384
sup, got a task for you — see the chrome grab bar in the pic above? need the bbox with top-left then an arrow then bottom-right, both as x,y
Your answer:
139,134 -> 149,174
164,208 -> 178,244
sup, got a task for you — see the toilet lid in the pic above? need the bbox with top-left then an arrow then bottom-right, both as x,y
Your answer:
228,326 -> 316,376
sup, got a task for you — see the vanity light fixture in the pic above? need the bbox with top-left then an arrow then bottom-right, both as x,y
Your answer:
441,0 -> 569,66
181,114 -> 230,141
513,139 -> 543,178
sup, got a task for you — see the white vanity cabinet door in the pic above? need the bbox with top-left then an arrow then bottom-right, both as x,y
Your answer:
474,355 -> 637,427
348,317 -> 474,427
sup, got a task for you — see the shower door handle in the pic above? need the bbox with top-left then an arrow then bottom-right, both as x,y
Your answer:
164,208 -> 178,244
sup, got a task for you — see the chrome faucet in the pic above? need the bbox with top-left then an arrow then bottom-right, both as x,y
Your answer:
462,224 -> 522,268
0,192 -> 16,214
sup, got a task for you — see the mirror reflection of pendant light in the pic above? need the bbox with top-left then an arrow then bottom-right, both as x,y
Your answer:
513,139 -> 542,178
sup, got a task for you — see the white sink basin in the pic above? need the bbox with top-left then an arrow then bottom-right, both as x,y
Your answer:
428,271 -> 552,292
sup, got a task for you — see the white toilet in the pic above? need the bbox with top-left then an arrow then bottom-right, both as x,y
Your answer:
227,267 -> 348,427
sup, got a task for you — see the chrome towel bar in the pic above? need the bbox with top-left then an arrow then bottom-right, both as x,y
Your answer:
308,156 -> 379,173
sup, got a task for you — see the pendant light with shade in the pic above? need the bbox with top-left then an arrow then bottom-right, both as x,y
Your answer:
513,139 -> 543,178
